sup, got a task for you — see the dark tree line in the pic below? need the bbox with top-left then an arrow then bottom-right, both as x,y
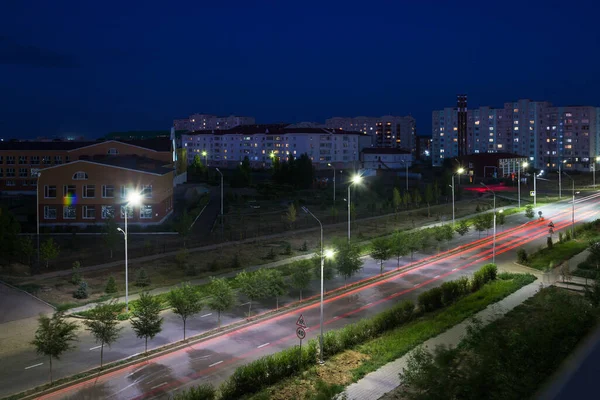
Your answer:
272,153 -> 314,189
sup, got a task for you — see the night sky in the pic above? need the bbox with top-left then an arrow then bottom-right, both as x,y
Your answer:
1,0 -> 599,139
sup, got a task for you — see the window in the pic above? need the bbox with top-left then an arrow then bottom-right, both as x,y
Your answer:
6,168 -> 14,177
120,185 -> 132,198
140,205 -> 153,219
73,171 -> 88,180
19,168 -> 27,177
83,206 -> 96,219
30,168 -> 40,178
63,185 -> 76,197
42,156 -> 50,164
102,185 -> 115,198
6,180 -> 15,186
101,205 -> 115,219
54,156 -> 62,165
120,205 -> 134,218
108,148 -> 119,155
141,185 -> 153,198
7,156 -> 14,164
19,156 -> 27,164
44,185 -> 57,198
63,205 -> 76,219
83,185 -> 95,198
44,206 -> 57,220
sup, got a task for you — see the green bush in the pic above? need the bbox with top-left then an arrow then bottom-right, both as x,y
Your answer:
282,242 -> 293,255
470,270 -> 486,293
70,261 -> 82,285
440,281 -> 462,306
171,383 -> 216,400
418,287 -> 443,312
517,248 -> 528,264
480,263 -> 498,282
73,281 -> 89,299
265,248 -> 276,260
558,232 -> 564,243
456,276 -> 470,295
229,254 -> 241,270
547,236 -> 553,249
135,268 -> 150,287
104,276 -> 117,294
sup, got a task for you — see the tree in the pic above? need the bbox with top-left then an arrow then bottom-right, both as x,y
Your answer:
83,301 -> 123,368
0,208 -> 21,264
335,242 -> 363,286
20,235 -> 35,267
207,277 -> 236,327
393,187 -> 402,216
105,276 -> 117,294
135,268 -> 151,287
391,231 -> 409,268
31,313 -> 79,384
413,188 -> 422,208
433,180 -> 441,204
174,211 -> 193,247
235,270 -> 265,316
191,154 -> 205,175
482,213 -> 494,236
290,260 -> 312,300
285,203 -> 297,229
130,292 -> 163,354
73,281 -> 89,299
455,220 -> 470,236
406,230 -> 423,260
167,283 -> 203,341
525,204 -> 535,219
70,261 -> 83,285
585,276 -> 600,307
473,215 -> 487,238
311,251 -> 336,282
403,190 -> 412,210
40,238 -> 60,268
102,218 -> 119,259
370,237 -> 392,274
496,211 -> 506,230
424,184 -> 434,217
264,269 -> 287,309
175,247 -> 189,269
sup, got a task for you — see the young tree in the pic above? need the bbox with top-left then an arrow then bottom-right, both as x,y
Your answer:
285,203 -> 297,229
135,268 -> 151,287
290,260 -> 312,300
40,238 -> 60,268
391,231 -> 409,268
105,276 -> 117,294
402,190 -> 411,210
433,226 -> 446,252
370,237 -> 392,274
433,180 -> 441,205
455,220 -> 470,236
191,154 -> 205,175
0,208 -> 21,263
406,230 -> 423,260
130,292 -> 163,354
335,242 -> 363,286
207,277 -> 236,327
473,215 -> 487,238
424,184 -> 434,217
70,261 -> 83,285
31,313 -> 79,384
20,235 -> 35,267
167,283 -> 203,340
392,187 -> 402,216
482,213 -> 494,236
264,269 -> 287,309
103,218 -> 119,259
525,204 -> 535,219
175,247 -> 189,269
83,301 -> 123,368
311,251 -> 336,282
413,188 -> 422,208
496,211 -> 506,230
442,225 -> 454,249
174,211 -> 193,247
73,281 -> 89,299
235,270 -> 264,316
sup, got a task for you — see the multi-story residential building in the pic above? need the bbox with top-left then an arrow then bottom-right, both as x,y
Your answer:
0,138 -> 175,194
431,98 -> 600,172
325,115 -> 416,152
181,124 -> 367,170
173,114 -> 255,131
361,148 -> 412,170
38,156 -> 174,226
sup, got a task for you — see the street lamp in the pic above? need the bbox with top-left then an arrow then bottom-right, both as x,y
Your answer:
301,206 -> 333,364
451,168 -> 464,227
558,159 -> 566,199
563,172 -> 577,238
201,150 -> 208,167
519,162 -> 528,209
117,191 -> 142,312
327,163 -> 336,204
348,174 -> 363,241
480,183 -> 497,264
36,172 -> 41,268
594,156 -> 600,187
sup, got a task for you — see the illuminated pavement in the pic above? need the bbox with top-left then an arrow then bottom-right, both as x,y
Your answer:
2,194 -> 599,399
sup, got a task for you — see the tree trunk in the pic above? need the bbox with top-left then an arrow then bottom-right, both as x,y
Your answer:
183,318 -> 187,341
218,311 -> 221,328
397,256 -> 400,269
248,301 -> 252,317
299,290 -> 303,301
145,337 -> 148,354
380,261 -> 384,275
276,297 -> 279,310
100,343 -> 104,368
49,355 -> 53,383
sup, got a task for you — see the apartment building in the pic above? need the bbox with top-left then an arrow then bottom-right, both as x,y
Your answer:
361,148 -> 412,170
325,115 -> 416,152
173,114 -> 255,132
181,124 -> 367,170
0,138 -> 174,194
431,99 -> 600,171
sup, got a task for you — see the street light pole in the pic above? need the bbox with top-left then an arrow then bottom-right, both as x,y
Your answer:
36,172 -> 41,268
481,183 -> 497,264
563,172 -> 576,239
301,206 -> 325,364
518,163 -> 521,208
328,163 -> 336,204
451,168 -> 464,227
594,156 -> 600,187
347,175 -> 363,242
117,192 -> 142,312
558,160 -> 562,199
534,170 -> 537,207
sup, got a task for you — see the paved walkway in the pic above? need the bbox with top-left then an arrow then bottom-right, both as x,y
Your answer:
342,280 -> 542,400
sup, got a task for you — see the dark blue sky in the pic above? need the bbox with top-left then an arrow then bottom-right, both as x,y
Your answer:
1,0 -> 599,139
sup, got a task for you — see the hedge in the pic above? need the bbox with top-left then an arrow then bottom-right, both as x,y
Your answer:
171,383 -> 216,399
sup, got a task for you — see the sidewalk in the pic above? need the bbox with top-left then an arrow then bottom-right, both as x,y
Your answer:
342,280 -> 542,400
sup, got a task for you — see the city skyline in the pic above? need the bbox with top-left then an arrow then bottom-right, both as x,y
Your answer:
2,0 -> 600,139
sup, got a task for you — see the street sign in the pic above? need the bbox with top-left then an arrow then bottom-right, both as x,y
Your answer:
296,327 -> 306,340
530,191 -> 535,196
296,314 -> 307,328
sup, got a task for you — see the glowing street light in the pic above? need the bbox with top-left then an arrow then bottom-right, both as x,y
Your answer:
348,174 -> 363,241
450,168 -> 465,227
594,156 -> 600,187
201,150 -> 208,167
327,163 -> 336,204
117,191 -> 143,312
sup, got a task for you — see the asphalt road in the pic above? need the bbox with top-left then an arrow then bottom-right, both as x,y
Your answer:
3,193 -> 599,399
0,282 -> 54,324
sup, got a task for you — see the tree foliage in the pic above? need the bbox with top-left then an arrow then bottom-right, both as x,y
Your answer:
130,292 -> 163,353
370,237 -> 392,274
167,283 -> 203,340
455,219 -> 469,236
391,231 -> 409,268
272,153 -> 314,189
83,301 -> 123,368
290,260 -> 312,300
207,277 -> 236,327
525,204 -> 535,219
102,218 -> 119,259
174,210 -> 194,247
335,241 -> 363,284
40,238 -> 60,268
235,270 -> 265,316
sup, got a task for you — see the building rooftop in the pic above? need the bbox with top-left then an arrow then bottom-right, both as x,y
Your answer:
88,155 -> 173,174
0,138 -> 172,152
185,124 -> 363,136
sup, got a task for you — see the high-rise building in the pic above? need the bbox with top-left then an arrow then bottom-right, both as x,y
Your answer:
173,114 -> 255,131
457,95 -> 468,156
432,99 -> 599,171
325,115 -> 416,152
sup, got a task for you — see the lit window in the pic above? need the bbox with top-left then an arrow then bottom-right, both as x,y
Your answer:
101,205 -> 115,219
108,148 -> 119,155
63,205 -> 76,219
44,206 -> 57,220
140,205 -> 153,219
120,206 -> 134,219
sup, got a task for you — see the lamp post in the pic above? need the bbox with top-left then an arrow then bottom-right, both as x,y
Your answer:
558,159 -> 562,199
301,206 -> 333,364
201,150 -> 208,167
36,172 -> 41,268
480,183 -> 497,264
327,163 -> 336,204
451,168 -> 464,227
117,192 -> 142,312
347,175 -> 363,241
594,156 -> 600,187
519,162 -> 527,209
563,172 -> 577,238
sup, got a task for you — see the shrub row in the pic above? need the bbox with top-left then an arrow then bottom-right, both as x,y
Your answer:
418,264 -> 497,312
218,299 -> 416,400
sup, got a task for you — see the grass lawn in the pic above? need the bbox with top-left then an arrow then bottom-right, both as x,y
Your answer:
525,240 -> 589,271
248,273 -> 536,400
